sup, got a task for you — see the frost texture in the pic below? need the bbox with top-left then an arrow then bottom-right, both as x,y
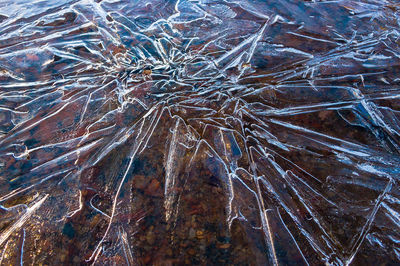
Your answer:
1,0 -> 400,265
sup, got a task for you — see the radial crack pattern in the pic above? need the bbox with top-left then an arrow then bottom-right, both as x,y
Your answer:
0,0 -> 400,265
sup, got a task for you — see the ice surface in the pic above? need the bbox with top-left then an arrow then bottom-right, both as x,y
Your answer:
0,0 -> 400,265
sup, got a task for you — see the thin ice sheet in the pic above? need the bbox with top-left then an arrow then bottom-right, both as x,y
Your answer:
0,0 -> 400,265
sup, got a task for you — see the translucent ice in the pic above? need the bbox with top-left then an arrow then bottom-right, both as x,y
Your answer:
0,0 -> 400,265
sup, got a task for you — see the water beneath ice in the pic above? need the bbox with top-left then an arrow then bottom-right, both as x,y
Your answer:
0,0 -> 400,265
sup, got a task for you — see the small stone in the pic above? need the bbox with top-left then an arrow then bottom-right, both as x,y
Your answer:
73,256 -> 80,263
219,243 -> 231,249
145,179 -> 162,197
143,255 -> 151,264
133,175 -> 147,190
146,231 -> 156,245
90,214 -> 100,227
189,228 -> 196,239
143,69 -> 152,75
196,230 -> 204,239
26,54 -> 39,61
166,248 -> 173,256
